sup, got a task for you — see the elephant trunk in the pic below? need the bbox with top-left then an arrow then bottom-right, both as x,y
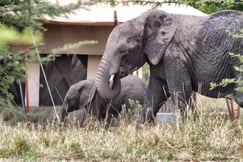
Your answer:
95,57 -> 121,99
60,101 -> 69,123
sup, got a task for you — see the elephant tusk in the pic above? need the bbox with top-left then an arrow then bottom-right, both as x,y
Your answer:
109,74 -> 115,83
109,74 -> 115,89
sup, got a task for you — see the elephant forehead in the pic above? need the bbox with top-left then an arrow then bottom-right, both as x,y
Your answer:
66,87 -> 79,97
115,22 -> 142,36
70,83 -> 82,90
66,82 -> 82,95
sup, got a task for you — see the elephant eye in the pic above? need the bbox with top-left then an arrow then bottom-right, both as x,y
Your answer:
120,49 -> 126,54
154,21 -> 161,28
161,31 -> 166,35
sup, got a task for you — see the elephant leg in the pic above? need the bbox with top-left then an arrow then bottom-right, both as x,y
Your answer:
166,68 -> 193,113
140,77 -> 169,123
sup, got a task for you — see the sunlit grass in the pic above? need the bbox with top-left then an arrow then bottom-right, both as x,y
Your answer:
0,101 -> 243,161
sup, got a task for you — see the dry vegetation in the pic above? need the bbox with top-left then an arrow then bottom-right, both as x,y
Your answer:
0,95 -> 243,161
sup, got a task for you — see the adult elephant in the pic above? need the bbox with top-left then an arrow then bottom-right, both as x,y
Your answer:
95,9 -> 243,123
60,75 -> 146,126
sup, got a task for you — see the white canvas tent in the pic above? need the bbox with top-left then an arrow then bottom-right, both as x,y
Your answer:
44,2 -> 206,24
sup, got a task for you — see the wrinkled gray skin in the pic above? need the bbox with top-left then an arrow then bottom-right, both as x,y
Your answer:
95,9 -> 243,123
60,75 -> 146,125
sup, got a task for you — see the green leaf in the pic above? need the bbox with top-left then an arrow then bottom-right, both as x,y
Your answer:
209,82 -> 217,90
235,87 -> 243,92
234,66 -> 243,72
221,78 -> 236,87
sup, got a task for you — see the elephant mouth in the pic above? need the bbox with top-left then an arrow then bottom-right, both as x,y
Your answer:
119,67 -> 129,77
118,65 -> 138,78
107,65 -> 139,98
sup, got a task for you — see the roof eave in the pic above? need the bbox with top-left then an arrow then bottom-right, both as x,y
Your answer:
37,19 -> 121,26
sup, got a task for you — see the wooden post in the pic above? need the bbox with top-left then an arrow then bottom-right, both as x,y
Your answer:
24,45 -> 40,111
24,45 -> 30,112
26,63 -> 40,107
230,99 -> 235,119
114,10 -> 118,26
228,99 -> 241,120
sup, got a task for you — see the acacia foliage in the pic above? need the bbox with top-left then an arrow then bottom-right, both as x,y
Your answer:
182,0 -> 243,13
0,0 -> 82,105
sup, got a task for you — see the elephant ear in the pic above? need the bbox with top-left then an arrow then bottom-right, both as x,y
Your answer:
143,10 -> 176,65
79,80 -> 96,109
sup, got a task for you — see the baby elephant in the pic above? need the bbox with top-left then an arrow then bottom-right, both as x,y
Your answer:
60,75 -> 146,126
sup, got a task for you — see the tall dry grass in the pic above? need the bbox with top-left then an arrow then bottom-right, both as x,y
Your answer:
0,97 -> 243,161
